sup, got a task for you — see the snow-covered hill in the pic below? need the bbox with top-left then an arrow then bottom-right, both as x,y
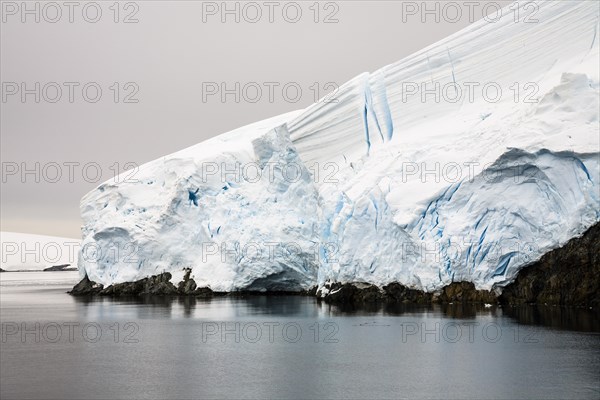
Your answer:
78,1 -> 600,293
1,232 -> 80,271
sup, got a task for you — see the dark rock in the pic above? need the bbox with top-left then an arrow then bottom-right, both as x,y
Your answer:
177,268 -> 214,297
323,283 -> 357,304
323,281 -> 495,305
360,285 -> 384,303
437,282 -> 497,304
178,268 -> 198,294
139,273 -> 179,295
195,287 -> 214,298
323,282 -> 384,304
100,280 -> 144,296
68,275 -> 104,295
100,272 -> 178,296
301,286 -> 318,297
382,282 -> 433,304
499,223 -> 600,307
69,271 -> 214,297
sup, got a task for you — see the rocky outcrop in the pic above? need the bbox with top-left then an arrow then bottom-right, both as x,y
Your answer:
438,282 -> 497,304
69,271 -> 214,298
177,268 -> 214,298
320,281 -> 495,305
69,275 -> 104,295
101,273 -> 179,295
177,268 -> 197,294
499,223 -> 600,307
382,283 -> 433,304
319,282 -> 385,304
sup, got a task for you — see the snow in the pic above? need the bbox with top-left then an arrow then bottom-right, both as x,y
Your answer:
1,232 -> 80,271
0,271 -> 81,286
78,1 -> 600,293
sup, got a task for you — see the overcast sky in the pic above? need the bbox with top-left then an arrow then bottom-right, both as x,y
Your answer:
1,0 -> 512,238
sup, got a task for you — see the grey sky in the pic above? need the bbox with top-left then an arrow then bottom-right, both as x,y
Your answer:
1,0 -> 511,238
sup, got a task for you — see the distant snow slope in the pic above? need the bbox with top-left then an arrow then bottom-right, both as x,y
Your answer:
1,232 -> 80,271
78,1 -> 599,292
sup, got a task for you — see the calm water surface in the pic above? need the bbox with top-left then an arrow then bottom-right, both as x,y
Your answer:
1,272 -> 599,399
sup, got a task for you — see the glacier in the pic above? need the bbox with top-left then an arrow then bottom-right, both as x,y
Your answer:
78,0 -> 600,294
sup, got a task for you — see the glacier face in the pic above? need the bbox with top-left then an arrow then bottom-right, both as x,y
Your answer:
78,1 -> 600,293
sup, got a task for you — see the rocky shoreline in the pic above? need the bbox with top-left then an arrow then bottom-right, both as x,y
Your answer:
69,268 -> 216,298
316,281 -> 498,305
70,223 -> 599,308
498,222 -> 599,307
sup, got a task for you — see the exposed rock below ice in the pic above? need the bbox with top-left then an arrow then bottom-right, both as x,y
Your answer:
499,223 -> 600,307
69,271 -> 214,298
69,276 -> 104,296
319,280 -> 496,305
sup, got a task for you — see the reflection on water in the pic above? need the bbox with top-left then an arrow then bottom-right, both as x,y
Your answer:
67,290 -> 600,332
501,305 -> 600,332
1,272 -> 599,400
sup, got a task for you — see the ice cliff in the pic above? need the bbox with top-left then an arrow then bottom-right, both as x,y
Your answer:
78,1 -> 600,293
